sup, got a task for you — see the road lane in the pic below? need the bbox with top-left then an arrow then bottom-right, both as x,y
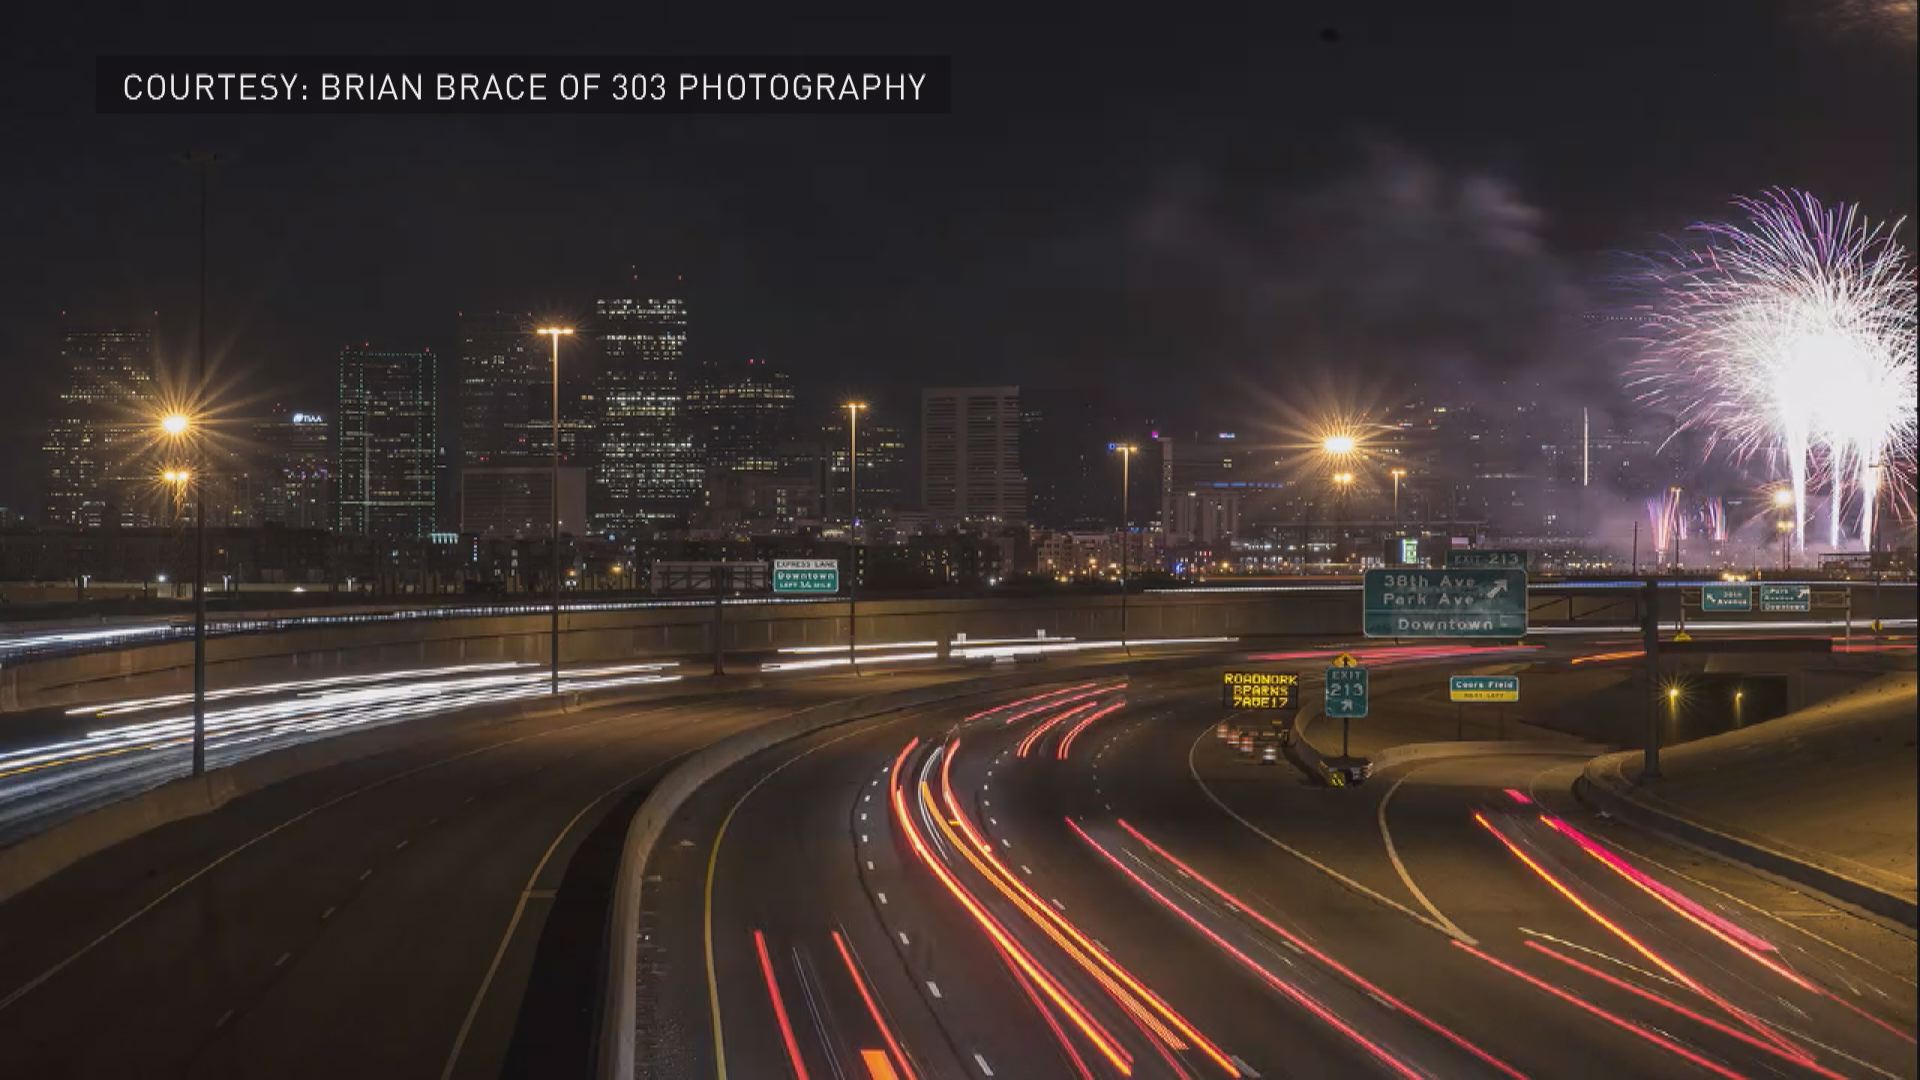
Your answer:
673,650 -> 1917,1079
0,679 -> 899,1078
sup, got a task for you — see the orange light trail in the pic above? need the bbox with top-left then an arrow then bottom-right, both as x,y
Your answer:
1474,813 -> 1807,1061
831,929 -> 918,1080
1117,819 -> 1527,1080
1070,818 -> 1423,1080
1540,815 -> 1787,963
935,741 -> 1240,1075
1571,650 -> 1646,665
1057,701 -> 1125,760
1002,944 -> 1098,1080
753,930 -> 811,1080
1453,941 -> 1752,1080
1016,700 -> 1102,759
891,777 -> 1134,1074
995,685 -> 1116,726
960,682 -> 1105,723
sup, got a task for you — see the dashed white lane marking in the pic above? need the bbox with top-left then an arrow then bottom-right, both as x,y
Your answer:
273,952 -> 291,968
1020,865 -> 1033,875
898,931 -> 911,946
926,980 -> 943,998
863,794 -> 871,803
395,839 -> 409,851
878,892 -> 889,905
359,868 -> 372,881
861,834 -> 869,843
215,1008 -> 234,1029
1000,838 -> 1011,849
320,906 -> 336,921
860,812 -> 868,821
974,1051 -> 995,1076
867,861 -> 875,871
989,817 -> 999,826
1051,898 -> 1065,911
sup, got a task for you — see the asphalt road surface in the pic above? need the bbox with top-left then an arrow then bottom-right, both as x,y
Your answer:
0,674 -> 958,1079
652,643 -> 1917,1079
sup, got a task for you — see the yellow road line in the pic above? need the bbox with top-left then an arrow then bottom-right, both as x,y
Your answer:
704,720 -> 898,1080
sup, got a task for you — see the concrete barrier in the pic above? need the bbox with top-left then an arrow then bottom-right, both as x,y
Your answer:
1371,739 -> 1609,773
0,677 -> 761,905
1576,756 -> 1918,931
1,591 -> 1318,712
593,655 -> 1209,1080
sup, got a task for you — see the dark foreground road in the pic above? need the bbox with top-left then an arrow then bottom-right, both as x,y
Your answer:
0,674 -> 959,1079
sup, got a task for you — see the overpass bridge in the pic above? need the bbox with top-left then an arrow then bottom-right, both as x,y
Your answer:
1,580 -> 1911,712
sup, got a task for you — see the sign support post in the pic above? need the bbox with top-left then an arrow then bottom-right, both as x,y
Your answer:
1642,577 -> 1662,780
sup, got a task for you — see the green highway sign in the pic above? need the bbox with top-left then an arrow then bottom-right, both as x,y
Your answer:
1759,583 -> 1811,613
1325,667 -> 1369,718
1450,675 -> 1519,703
1445,548 -> 1527,570
1700,584 -> 1753,612
772,558 -> 840,595
1363,568 -> 1528,638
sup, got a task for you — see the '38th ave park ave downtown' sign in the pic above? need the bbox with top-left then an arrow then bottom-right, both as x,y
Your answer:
1363,568 -> 1529,639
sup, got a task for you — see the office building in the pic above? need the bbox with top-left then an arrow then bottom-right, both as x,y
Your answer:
336,346 -> 437,537
687,357 -> 794,476
43,325 -> 160,528
460,465 -> 588,539
591,288 -> 700,533
824,412 -> 910,521
921,386 -> 1026,524
253,404 -> 332,529
457,311 -> 545,467
1156,430 -> 1282,545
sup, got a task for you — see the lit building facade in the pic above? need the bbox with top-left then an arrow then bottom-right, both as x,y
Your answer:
687,357 -> 794,476
336,346 -> 437,537
591,292 -> 699,533
43,326 -> 160,528
253,404 -> 332,529
457,310 -> 544,467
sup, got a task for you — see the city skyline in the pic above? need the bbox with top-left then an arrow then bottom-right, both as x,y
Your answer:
3,4 -> 1914,515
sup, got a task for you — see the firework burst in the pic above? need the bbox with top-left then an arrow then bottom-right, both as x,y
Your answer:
1627,189 -> 1916,557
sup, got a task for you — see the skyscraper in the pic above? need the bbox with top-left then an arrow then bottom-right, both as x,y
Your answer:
43,325 -> 159,528
591,286 -> 699,533
686,356 -> 794,476
336,346 -> 437,537
457,310 -> 543,467
252,404 -> 332,529
921,386 -> 1026,524
824,412 -> 909,519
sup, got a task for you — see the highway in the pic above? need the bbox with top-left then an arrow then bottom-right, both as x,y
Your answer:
0,660 -> 685,845
0,673 -> 967,1078
652,644 -> 1918,1079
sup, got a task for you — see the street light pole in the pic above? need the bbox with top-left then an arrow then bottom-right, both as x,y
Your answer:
845,402 -> 866,673
187,151 -> 215,778
1112,444 -> 1136,653
1390,467 -> 1405,524
537,326 -> 575,695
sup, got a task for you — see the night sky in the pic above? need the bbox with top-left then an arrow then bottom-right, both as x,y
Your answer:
1,2 -> 1913,513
